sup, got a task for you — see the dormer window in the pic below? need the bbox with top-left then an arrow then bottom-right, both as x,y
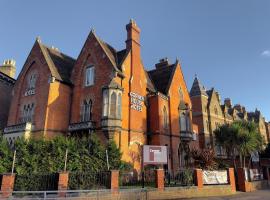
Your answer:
85,66 -> 94,86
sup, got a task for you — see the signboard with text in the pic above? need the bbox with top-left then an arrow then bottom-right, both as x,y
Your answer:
143,145 -> 167,165
203,170 -> 228,185
130,92 -> 144,112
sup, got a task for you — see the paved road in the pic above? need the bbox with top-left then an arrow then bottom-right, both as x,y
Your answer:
182,190 -> 270,200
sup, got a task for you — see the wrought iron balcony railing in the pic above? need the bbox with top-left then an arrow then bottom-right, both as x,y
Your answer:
4,122 -> 33,134
68,121 -> 96,132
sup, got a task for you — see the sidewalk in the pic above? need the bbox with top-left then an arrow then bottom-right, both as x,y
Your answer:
179,189 -> 270,200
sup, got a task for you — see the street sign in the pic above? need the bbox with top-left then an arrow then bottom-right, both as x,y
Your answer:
143,145 -> 167,165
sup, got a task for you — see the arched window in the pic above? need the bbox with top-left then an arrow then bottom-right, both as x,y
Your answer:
214,106 -> 218,115
180,112 -> 187,132
102,90 -> 109,117
110,92 -> 117,118
117,93 -> 122,119
179,87 -> 184,100
28,74 -> 37,89
85,66 -> 94,86
81,99 -> 92,122
163,106 -> 168,129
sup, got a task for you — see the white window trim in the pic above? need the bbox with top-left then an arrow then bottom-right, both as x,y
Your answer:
85,66 -> 95,87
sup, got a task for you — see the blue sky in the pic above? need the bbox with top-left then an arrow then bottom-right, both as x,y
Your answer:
0,0 -> 269,121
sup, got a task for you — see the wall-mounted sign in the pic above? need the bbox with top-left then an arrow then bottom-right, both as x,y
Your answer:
130,92 -> 144,112
203,170 -> 228,185
143,145 -> 167,165
25,89 -> 35,96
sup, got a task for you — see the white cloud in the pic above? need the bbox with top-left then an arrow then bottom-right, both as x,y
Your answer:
261,50 -> 270,57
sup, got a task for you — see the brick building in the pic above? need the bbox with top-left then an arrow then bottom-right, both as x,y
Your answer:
190,77 -> 269,156
0,60 -> 16,132
4,20 -> 198,172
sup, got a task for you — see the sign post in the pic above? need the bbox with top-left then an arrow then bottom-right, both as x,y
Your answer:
142,145 -> 167,189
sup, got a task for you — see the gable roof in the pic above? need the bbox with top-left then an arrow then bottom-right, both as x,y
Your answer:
38,41 -> 76,85
147,61 -> 176,95
91,31 -> 127,74
0,71 -> 15,85
190,77 -> 208,97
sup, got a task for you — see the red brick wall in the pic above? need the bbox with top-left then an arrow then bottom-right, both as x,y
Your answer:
7,41 -> 72,138
8,43 -> 51,131
0,174 -> 15,198
70,32 -> 114,127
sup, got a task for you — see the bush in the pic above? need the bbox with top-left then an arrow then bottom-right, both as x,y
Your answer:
0,135 -> 131,174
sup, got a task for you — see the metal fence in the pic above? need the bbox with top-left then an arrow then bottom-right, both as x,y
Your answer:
165,169 -> 194,187
14,173 -> 58,191
68,171 -> 111,190
119,170 -> 156,188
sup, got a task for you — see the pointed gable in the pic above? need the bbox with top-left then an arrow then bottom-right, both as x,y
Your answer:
15,39 -> 75,86
190,77 -> 208,97
39,42 -> 75,84
207,88 -> 223,113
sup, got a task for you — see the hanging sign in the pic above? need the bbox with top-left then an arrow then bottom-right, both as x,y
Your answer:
130,92 -> 144,112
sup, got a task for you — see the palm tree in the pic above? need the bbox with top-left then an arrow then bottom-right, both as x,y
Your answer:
214,122 -> 241,169
237,121 -> 264,168
214,121 -> 264,169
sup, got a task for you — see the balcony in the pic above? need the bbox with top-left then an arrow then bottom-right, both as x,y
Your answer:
68,121 -> 96,132
101,117 -> 122,132
180,131 -> 193,142
4,122 -> 33,134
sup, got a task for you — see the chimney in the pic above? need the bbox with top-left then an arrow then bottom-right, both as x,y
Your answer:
224,98 -> 232,108
234,104 -> 242,112
155,58 -> 170,69
126,19 -> 141,54
0,59 -> 16,78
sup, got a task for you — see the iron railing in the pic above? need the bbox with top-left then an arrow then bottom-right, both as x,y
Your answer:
165,169 -> 194,187
68,171 -> 111,190
14,173 -> 58,191
119,170 -> 156,188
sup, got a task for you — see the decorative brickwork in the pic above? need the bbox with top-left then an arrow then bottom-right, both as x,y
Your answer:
194,169 -> 203,189
0,173 -> 15,198
58,171 -> 69,197
110,170 -> 119,190
228,168 -> 236,192
155,169 -> 165,190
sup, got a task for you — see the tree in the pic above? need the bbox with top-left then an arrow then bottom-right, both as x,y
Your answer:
214,122 -> 241,169
0,135 -> 13,173
0,134 -> 131,175
237,121 -> 264,168
214,121 -> 264,168
191,148 -> 217,170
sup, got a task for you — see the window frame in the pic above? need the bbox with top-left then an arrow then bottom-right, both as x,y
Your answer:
85,66 -> 95,87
